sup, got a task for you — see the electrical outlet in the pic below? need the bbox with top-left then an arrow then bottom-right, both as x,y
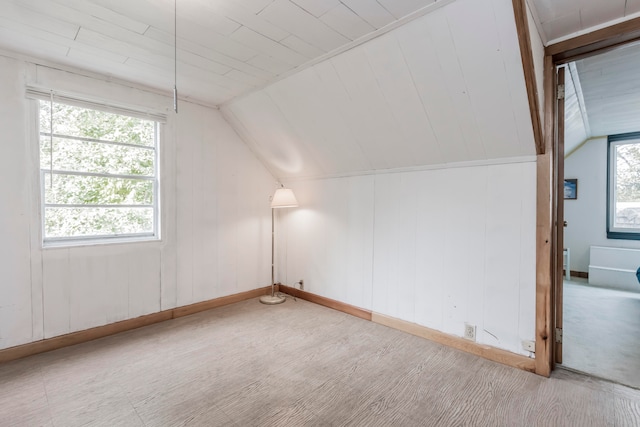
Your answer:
464,323 -> 476,341
522,340 -> 535,352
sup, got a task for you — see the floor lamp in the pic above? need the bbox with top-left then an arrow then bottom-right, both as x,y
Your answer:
260,186 -> 298,305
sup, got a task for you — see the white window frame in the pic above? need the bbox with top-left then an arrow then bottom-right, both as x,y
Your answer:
28,88 -> 165,247
607,132 -> 640,240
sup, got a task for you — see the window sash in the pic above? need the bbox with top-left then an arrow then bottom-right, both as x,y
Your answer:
607,132 -> 640,240
38,98 -> 160,245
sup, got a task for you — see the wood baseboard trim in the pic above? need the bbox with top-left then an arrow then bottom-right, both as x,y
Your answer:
570,271 -> 588,279
278,285 -> 535,373
372,313 -> 536,373
0,286 -> 271,364
278,285 -> 372,321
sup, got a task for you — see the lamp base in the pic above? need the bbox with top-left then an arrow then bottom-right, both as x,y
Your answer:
259,294 -> 286,305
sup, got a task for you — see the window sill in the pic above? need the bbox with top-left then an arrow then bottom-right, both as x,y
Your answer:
43,236 -> 161,249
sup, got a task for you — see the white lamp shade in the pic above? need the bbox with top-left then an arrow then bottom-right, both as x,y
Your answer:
271,188 -> 298,208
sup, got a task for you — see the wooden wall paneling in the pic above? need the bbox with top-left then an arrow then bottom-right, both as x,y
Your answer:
421,9 -> 483,162
192,107 -> 213,302
234,125 -> 273,292
395,173 -> 420,323
512,0 -> 544,155
441,167 -> 486,338
364,33 -> 443,166
456,167 -> 488,343
344,176 -> 375,309
329,49 -> 404,169
160,113 -> 178,311
325,179 -> 351,302
371,173 -> 403,317
526,2 -> 546,132
69,249 -> 109,332
413,169 -> 447,331
0,56 -> 33,349
199,112 -> 222,297
493,0 -> 539,156
225,92 -> 324,179
266,72 -> 337,175
215,112 -> 240,297
518,162 -> 538,353
42,250 -> 71,339
311,60 -> 374,172
395,19 -> 464,164
175,105 -> 196,307
127,247 -> 162,318
105,248 -> 130,324
483,164 -> 527,353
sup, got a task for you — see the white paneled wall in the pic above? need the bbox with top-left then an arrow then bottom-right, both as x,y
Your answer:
0,53 -> 273,350
278,160 -> 537,355
223,0 -> 536,179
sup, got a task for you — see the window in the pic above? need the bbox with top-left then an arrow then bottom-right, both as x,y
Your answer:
38,97 -> 160,245
607,132 -> 640,240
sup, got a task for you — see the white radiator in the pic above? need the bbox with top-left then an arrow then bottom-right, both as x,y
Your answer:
589,246 -> 640,292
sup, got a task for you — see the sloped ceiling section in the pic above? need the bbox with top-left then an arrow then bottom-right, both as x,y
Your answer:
564,64 -> 588,155
222,0 -> 536,179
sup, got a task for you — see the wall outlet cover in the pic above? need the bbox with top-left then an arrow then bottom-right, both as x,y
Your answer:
464,323 -> 476,341
522,340 -> 535,352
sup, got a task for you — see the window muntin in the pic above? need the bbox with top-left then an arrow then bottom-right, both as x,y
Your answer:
607,132 -> 640,240
39,99 -> 159,245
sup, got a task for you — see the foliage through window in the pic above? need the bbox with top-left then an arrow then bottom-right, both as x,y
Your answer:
39,99 -> 159,244
607,132 -> 640,240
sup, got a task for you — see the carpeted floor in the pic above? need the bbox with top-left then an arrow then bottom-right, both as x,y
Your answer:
1,296 -> 639,426
562,279 -> 640,389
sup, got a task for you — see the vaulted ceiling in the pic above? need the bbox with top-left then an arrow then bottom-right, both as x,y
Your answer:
0,0 -> 637,106
0,0 -> 442,105
1,0 -> 638,178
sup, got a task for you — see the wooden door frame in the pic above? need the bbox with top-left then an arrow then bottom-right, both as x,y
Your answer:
512,0 -> 640,376
532,16 -> 640,377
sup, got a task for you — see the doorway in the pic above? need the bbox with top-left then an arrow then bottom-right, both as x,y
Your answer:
554,41 -> 640,389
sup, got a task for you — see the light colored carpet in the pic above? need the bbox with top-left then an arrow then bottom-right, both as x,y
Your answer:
1,296 -> 639,426
563,279 -> 640,389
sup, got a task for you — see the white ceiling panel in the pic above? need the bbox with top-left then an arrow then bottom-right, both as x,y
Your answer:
340,0 -> 396,29
290,0 -> 341,17
377,0 -> 436,19
320,4 -> 376,40
0,0 -> 441,105
258,0 -> 350,50
529,0 -> 636,43
574,41 -> 640,137
223,0 -> 536,179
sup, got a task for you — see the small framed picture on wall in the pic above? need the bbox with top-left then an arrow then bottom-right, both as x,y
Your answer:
564,179 -> 578,200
